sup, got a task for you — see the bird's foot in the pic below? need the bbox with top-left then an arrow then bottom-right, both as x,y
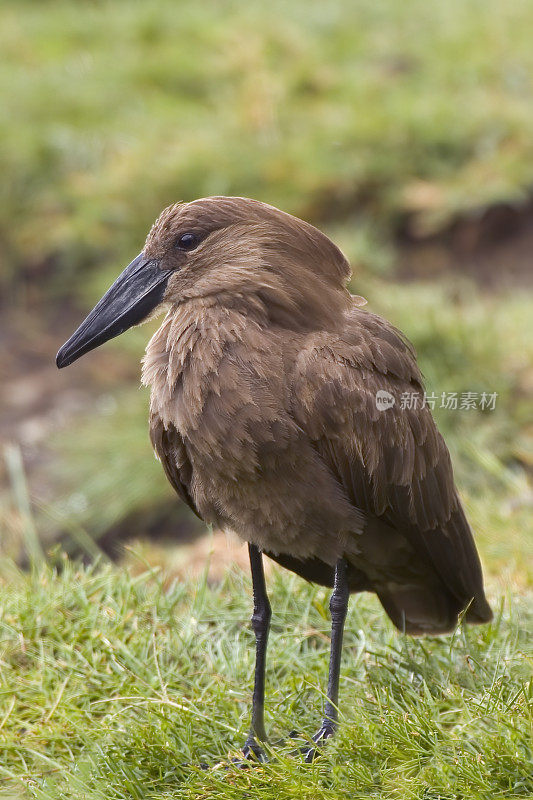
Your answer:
242,741 -> 267,762
231,734 -> 268,766
300,722 -> 335,763
236,730 -> 300,766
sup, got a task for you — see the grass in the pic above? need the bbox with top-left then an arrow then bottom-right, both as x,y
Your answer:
3,0 -> 533,301
0,559 -> 531,800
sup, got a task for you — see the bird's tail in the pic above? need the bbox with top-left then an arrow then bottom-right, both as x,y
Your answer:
375,582 -> 492,636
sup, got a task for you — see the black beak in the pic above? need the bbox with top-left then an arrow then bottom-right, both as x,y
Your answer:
56,253 -> 172,368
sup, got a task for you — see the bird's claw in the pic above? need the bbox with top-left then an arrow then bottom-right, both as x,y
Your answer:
242,743 -> 267,762
300,723 -> 335,763
234,736 -> 268,766
238,729 -> 301,764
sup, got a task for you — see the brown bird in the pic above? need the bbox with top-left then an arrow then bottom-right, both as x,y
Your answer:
56,196 -> 492,761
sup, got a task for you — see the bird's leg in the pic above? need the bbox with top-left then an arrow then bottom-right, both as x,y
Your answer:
242,543 -> 271,761
303,557 -> 349,762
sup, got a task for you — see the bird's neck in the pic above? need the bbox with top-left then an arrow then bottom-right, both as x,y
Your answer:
141,287 -> 351,431
141,296 -> 270,422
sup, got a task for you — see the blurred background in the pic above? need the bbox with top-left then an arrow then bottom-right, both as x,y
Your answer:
1,0 -> 531,588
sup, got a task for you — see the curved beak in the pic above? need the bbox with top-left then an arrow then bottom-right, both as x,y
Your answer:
56,253 -> 172,368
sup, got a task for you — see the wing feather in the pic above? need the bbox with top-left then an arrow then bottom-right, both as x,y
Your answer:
149,416 -> 202,520
291,308 -> 492,628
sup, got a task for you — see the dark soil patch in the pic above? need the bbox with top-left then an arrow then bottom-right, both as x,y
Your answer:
396,199 -> 533,288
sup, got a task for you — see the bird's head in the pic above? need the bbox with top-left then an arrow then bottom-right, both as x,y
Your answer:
56,196 -> 352,368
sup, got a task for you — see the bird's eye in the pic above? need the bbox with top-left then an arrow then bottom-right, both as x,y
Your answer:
176,232 -> 200,251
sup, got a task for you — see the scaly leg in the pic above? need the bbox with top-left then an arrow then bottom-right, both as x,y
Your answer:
242,543 -> 271,761
303,557 -> 349,762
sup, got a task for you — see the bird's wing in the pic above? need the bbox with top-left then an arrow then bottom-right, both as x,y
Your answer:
290,308 -> 491,623
149,416 -> 202,519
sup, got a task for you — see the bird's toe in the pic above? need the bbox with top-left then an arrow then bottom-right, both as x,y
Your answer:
300,723 -> 335,762
238,737 -> 268,765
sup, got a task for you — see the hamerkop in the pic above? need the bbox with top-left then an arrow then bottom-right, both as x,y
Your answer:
57,196 -> 492,761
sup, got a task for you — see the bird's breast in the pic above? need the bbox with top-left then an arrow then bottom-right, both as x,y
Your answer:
143,304 -> 300,482
143,306 -> 360,560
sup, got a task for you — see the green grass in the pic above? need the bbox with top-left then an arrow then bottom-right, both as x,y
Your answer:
3,0 -> 533,301
0,560 -> 531,800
